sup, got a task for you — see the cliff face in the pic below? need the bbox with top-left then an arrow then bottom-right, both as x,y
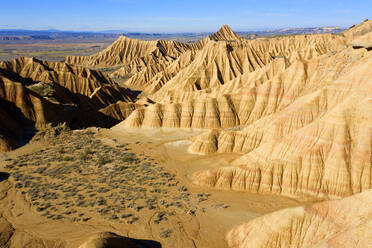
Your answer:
0,57 -> 135,109
105,22 -> 372,202
117,33 -> 345,103
0,57 -> 137,151
0,70 -> 63,151
0,70 -> 63,128
65,36 -> 158,67
191,48 -> 372,200
65,35 -> 207,73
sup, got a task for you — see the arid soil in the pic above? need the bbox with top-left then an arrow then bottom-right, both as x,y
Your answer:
0,41 -> 116,62
0,126 -> 302,248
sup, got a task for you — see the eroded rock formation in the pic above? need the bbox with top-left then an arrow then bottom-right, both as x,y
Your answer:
226,190 -> 372,248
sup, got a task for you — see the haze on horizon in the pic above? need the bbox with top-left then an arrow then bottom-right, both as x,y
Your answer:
1,0 -> 371,33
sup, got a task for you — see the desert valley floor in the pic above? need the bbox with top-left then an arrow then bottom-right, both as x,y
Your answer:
0,20 -> 372,248
0,126 -> 302,248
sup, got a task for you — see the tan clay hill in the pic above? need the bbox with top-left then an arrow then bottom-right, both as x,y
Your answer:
106,21 -> 371,247
226,189 -> 372,248
65,34 -> 207,71
0,57 -> 134,108
343,19 -> 372,39
0,67 -> 63,151
190,47 -> 372,199
0,57 -> 137,151
1,21 -> 372,248
344,19 -> 372,49
64,25 -> 243,71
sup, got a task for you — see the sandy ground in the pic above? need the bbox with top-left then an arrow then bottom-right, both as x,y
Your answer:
0,127 -> 305,248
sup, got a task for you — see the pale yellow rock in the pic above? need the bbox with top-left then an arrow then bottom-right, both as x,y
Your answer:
0,57 -> 134,108
226,190 -> 372,248
343,19 -> 372,39
0,57 -> 136,151
191,49 -> 372,200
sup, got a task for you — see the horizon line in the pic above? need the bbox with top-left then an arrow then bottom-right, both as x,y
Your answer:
0,25 -> 349,34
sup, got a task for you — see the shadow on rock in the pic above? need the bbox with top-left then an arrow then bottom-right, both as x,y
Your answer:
0,172 -> 10,182
78,232 -> 162,248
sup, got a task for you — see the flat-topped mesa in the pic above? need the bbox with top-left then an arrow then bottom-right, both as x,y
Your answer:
209,25 -> 243,41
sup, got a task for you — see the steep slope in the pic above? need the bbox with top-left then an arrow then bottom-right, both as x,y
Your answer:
65,35 -> 207,72
226,189 -> 372,248
191,47 -> 372,200
120,38 -> 349,131
343,19 -> 372,39
143,33 -> 345,103
0,57 -> 134,109
110,25 -> 244,87
350,31 -> 372,48
65,24 -> 243,72
65,36 -> 158,68
209,25 -> 243,41
148,41 -> 272,103
248,33 -> 345,63
189,46 -> 367,154
0,69 -> 63,151
0,57 -> 137,151
0,69 -> 63,127
344,19 -> 372,49
118,49 -> 200,93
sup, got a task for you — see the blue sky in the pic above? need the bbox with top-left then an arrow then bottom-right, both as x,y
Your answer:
0,0 -> 371,32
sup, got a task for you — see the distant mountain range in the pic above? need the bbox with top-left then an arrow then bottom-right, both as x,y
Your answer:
0,29 -> 120,42
0,26 -> 346,42
238,26 -> 346,39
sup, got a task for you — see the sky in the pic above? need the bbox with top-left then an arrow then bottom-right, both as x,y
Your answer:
0,0 -> 371,32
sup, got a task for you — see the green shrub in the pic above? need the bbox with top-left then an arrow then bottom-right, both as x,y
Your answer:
63,156 -> 73,161
97,156 -> 112,165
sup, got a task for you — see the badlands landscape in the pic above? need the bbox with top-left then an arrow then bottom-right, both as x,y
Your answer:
0,19 -> 372,248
